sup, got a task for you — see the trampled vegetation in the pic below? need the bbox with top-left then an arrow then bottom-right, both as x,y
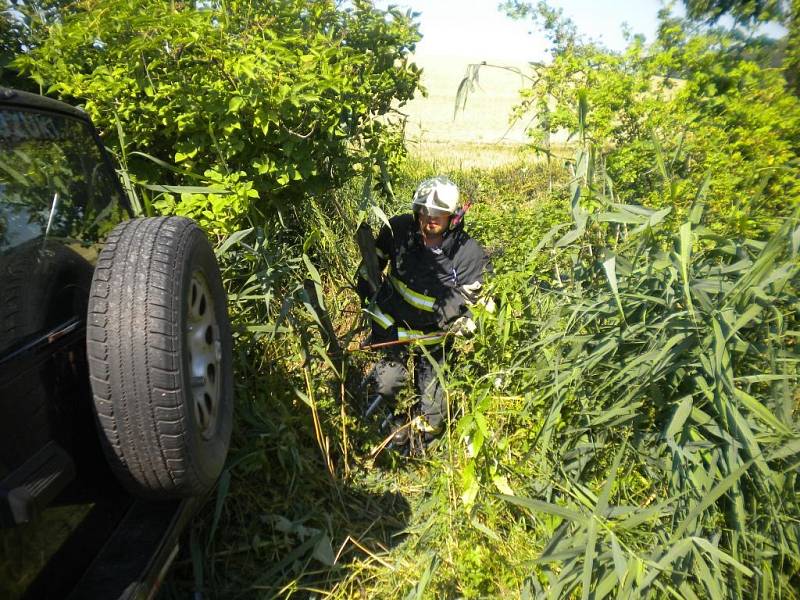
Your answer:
3,0 -> 799,598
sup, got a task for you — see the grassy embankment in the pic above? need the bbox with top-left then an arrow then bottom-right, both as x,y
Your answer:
163,144 -> 800,598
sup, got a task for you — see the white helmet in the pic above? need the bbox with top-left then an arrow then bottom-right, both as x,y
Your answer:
411,176 -> 459,215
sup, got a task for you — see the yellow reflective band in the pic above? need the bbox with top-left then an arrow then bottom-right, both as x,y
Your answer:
389,276 -> 435,312
367,305 -> 395,329
396,327 -> 445,345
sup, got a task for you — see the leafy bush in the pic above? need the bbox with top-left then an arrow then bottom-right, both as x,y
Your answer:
612,20 -> 800,234
500,2 -> 800,236
14,0 -> 421,236
394,148 -> 800,597
146,142 -> 799,598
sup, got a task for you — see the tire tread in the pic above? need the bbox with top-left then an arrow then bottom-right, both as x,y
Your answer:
87,216 -> 232,498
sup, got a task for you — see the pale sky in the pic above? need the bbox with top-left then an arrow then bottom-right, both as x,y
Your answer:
377,0 -> 787,62
377,0 -> 665,62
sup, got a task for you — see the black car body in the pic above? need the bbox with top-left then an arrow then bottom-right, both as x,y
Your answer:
0,89 -> 230,599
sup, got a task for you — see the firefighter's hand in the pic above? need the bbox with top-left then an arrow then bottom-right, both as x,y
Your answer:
449,315 -> 477,337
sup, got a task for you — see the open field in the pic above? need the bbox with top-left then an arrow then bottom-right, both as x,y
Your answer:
401,53 -> 562,166
403,53 -> 532,144
404,139 -> 540,169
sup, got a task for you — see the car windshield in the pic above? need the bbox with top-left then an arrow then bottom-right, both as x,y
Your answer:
0,108 -> 123,252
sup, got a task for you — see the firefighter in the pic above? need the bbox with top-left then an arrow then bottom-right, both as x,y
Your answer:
355,176 -> 490,451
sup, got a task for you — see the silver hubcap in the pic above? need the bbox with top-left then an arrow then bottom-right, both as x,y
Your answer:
187,270 -> 221,440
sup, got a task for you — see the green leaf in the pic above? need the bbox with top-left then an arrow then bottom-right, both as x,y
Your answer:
462,461 -> 480,507
673,461 -> 752,538
492,474 -> 514,496
471,518 -> 503,542
791,225 -> 800,257
650,126 -> 669,185
768,437 -> 800,462
252,531 -> 323,587
128,151 -> 208,182
692,537 -> 753,577
302,255 -> 322,285
404,553 -> 438,600
229,96 -> 244,112
303,229 -> 320,254
246,324 -> 290,335
555,228 -> 584,248
596,212 -> 646,224
498,494 -> 583,523
140,183 -> 232,195
602,254 -> 623,317
678,221 -> 696,319
312,533 -> 334,566
594,569 -> 619,600
733,388 -> 792,435
582,511 -> 598,600
638,538 -> 694,591
217,227 -> 254,256
371,204 -> 391,230
691,548 -> 724,600
666,395 -> 693,440
611,533 -> 627,581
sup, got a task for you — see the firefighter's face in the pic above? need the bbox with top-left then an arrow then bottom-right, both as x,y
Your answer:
419,212 -> 450,236
418,209 -> 451,237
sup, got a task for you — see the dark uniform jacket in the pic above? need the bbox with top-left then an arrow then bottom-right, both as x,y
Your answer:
357,213 -> 490,343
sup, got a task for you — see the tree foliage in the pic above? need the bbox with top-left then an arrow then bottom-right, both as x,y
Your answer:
1,2 -> 28,81
784,0 -> 799,93
12,0 -> 422,236
681,0 -> 799,93
682,0 -> 789,24
502,1 -> 800,236
1,1 -> 74,78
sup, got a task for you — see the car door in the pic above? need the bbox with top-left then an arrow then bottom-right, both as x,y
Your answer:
0,98 -> 129,598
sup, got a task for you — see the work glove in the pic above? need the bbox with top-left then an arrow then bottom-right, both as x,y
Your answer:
449,315 -> 477,337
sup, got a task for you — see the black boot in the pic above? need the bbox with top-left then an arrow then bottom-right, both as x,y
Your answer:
389,417 -> 411,445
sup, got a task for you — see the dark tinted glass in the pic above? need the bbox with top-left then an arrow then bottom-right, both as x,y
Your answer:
0,108 -> 126,598
0,108 -> 123,252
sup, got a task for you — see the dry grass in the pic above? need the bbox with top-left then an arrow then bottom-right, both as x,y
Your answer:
399,53 -> 571,168
402,53 -> 531,144
404,139 -> 538,170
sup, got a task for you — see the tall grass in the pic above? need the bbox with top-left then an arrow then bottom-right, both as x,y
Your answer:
161,150 -> 799,598
470,204 -> 800,598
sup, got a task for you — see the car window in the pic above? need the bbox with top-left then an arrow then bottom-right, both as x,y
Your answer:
0,108 -> 124,252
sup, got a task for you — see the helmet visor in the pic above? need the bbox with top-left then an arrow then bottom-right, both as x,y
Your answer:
414,204 -> 451,218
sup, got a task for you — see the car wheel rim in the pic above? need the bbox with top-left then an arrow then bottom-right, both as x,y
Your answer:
187,270 -> 221,440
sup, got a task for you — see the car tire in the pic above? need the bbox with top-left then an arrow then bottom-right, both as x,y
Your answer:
86,216 -> 233,498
